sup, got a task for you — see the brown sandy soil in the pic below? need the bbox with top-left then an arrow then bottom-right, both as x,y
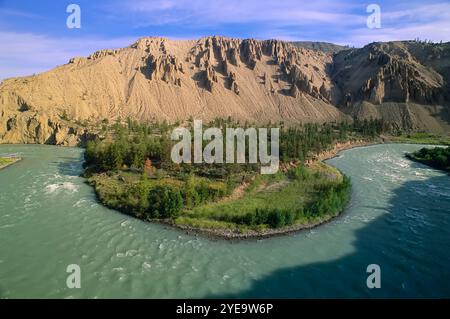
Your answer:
2,37 -> 449,146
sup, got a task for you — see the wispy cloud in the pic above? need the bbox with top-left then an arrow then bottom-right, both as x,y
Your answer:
382,2 -> 450,21
345,2 -> 450,46
108,0 -> 364,28
0,32 -> 135,80
103,0 -> 450,46
0,8 -> 42,19
347,21 -> 450,47
0,0 -> 449,80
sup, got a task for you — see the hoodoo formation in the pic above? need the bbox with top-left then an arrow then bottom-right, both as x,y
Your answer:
0,37 -> 449,145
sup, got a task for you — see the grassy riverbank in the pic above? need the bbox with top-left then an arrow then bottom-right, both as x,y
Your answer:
88,162 -> 351,238
0,156 -> 21,170
406,146 -> 450,173
175,163 -> 350,237
386,132 -> 450,145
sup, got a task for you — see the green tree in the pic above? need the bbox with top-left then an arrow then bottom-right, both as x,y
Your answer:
147,185 -> 183,218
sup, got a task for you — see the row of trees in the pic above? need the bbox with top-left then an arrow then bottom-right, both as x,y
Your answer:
110,178 -> 232,220
279,118 -> 386,162
84,117 -> 387,174
84,135 -> 171,172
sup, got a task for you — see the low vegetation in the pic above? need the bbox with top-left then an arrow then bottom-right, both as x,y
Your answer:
175,163 -> 351,233
388,132 -> 450,146
0,156 -> 20,169
88,163 -> 351,234
0,157 -> 13,166
406,146 -> 450,172
82,117 -> 385,237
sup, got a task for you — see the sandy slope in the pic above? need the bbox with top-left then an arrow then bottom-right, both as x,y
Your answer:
0,37 -> 449,145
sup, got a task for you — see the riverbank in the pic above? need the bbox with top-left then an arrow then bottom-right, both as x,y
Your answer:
384,133 -> 450,146
79,119 -> 387,240
84,133 -> 381,240
405,146 -> 450,173
166,210 -> 342,240
306,138 -> 381,164
307,134 -> 450,166
0,156 -> 21,170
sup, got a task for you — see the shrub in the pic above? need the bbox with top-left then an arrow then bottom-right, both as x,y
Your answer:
287,165 -> 310,181
216,208 -> 298,229
147,185 -> 183,219
267,209 -> 286,228
409,146 -> 450,171
306,175 -> 351,217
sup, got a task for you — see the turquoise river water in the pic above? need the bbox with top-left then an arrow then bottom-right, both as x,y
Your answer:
0,143 -> 449,298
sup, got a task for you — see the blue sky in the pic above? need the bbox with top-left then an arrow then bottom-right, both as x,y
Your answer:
1,0 -> 449,80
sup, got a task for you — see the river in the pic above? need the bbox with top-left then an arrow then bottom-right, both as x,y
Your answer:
0,144 -> 449,298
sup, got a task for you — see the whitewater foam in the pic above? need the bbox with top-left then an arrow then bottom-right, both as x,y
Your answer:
45,182 -> 78,194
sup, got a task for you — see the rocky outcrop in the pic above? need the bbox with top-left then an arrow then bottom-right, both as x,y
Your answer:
88,49 -> 121,60
227,72 -> 239,95
328,41 -> 450,132
203,62 -> 218,92
290,84 -> 299,98
320,82 -> 331,101
0,109 -> 94,146
332,41 -> 447,107
357,57 -> 442,105
183,36 -> 333,100
145,54 -> 183,85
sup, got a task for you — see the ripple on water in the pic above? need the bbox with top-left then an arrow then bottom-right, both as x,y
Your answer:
1,144 -> 450,298
142,262 -> 152,271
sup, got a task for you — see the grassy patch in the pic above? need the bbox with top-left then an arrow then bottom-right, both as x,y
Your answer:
88,162 -> 350,235
176,163 -> 350,232
0,157 -> 19,168
88,173 -> 230,217
388,133 -> 450,145
0,157 -> 13,166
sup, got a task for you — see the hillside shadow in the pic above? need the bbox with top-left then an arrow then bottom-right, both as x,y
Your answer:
192,71 -> 208,90
408,159 -> 450,175
208,175 -> 450,298
436,105 -> 450,125
278,88 -> 292,97
53,153 -> 84,177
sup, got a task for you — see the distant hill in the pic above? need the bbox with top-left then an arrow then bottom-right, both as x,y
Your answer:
292,41 -> 349,54
331,41 -> 450,132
